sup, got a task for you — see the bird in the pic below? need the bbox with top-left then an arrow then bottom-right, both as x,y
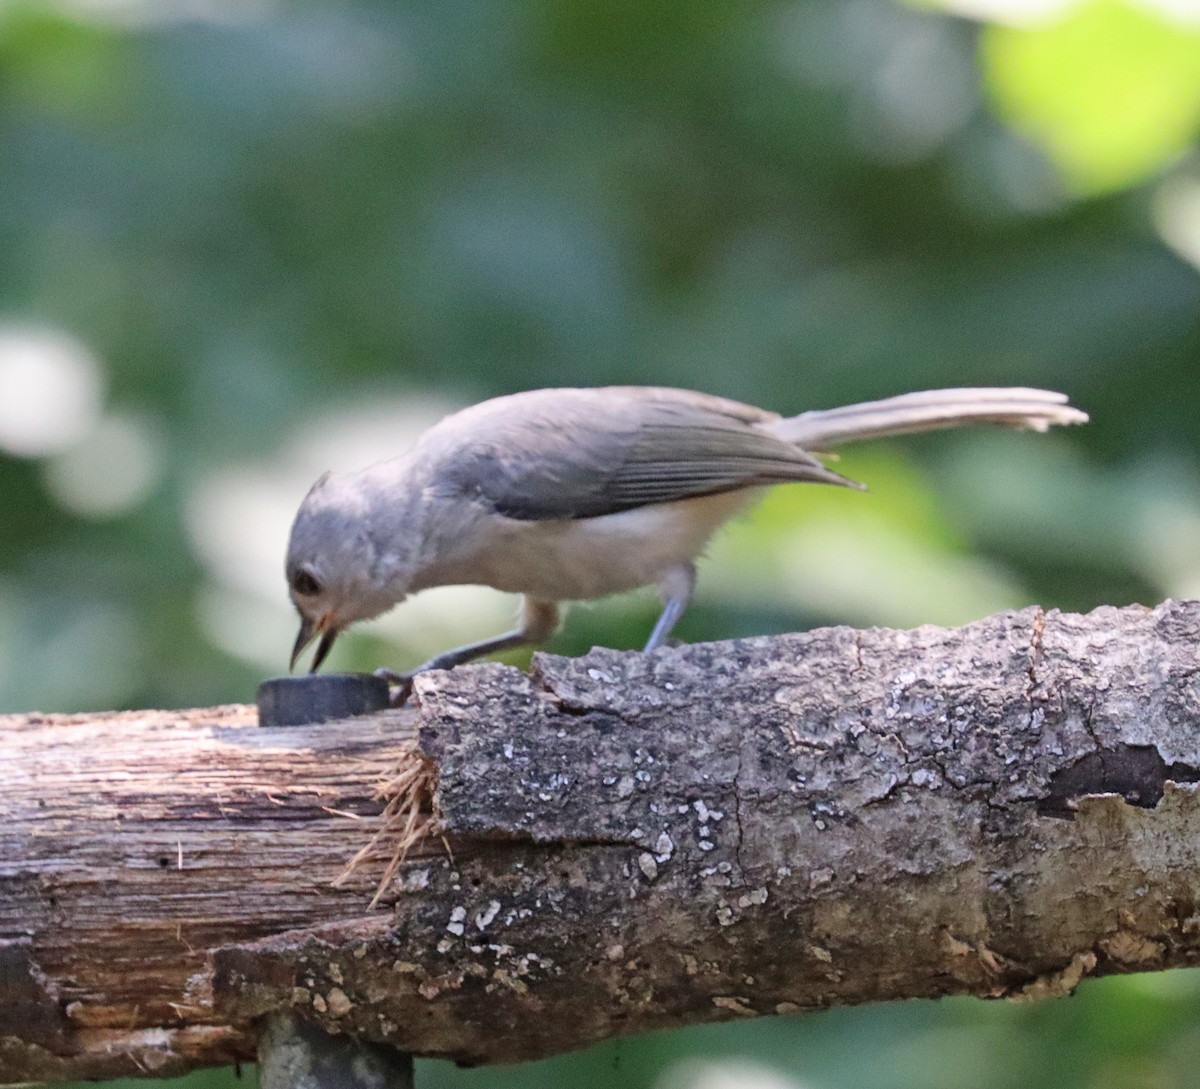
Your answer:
285,385 -> 1087,688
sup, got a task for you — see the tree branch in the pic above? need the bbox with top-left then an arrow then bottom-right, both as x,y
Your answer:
5,601 -> 1200,1083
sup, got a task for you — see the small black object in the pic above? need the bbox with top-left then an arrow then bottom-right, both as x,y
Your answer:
256,673 -> 390,727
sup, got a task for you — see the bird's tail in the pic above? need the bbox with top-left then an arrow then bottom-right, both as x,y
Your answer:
768,387 -> 1088,451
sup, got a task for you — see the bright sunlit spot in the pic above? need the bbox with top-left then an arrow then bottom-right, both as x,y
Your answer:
911,0 -> 1077,26
981,0 -> 1200,195
42,411 -> 164,518
0,325 -> 104,459
195,584 -> 303,670
656,1058 -> 809,1089
913,0 -> 1200,28
1131,491 -> 1200,600
780,521 -> 1024,628
1152,173 -> 1200,269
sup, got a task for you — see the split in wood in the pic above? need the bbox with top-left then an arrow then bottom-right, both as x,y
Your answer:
334,740 -> 439,908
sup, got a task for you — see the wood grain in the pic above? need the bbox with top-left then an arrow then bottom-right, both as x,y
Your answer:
6,602 -> 1200,1082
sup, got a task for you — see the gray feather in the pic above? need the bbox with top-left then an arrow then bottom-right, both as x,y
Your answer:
416,387 -> 859,522
772,387 -> 1089,450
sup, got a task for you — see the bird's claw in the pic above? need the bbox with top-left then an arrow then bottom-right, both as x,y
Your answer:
374,667 -> 415,707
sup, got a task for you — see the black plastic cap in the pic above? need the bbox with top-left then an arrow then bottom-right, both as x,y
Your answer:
256,673 -> 390,727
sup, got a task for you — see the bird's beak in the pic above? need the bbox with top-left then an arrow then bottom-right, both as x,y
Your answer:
290,614 -> 340,673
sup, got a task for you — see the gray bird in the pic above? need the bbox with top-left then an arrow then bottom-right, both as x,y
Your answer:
286,386 -> 1086,682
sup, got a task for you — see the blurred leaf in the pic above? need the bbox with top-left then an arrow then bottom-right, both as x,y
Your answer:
983,0 -> 1200,194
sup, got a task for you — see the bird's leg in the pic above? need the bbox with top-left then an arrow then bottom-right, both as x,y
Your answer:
416,597 -> 560,672
644,562 -> 696,653
377,598 -> 560,705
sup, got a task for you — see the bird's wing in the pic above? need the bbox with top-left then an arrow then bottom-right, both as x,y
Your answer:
421,387 -> 859,521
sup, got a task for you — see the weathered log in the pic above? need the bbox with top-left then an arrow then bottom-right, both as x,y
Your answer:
4,601 -> 1200,1083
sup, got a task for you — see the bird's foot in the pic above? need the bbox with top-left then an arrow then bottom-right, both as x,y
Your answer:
374,668 -> 416,707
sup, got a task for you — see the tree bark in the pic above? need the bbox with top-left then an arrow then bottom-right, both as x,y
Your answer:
4,601 -> 1200,1083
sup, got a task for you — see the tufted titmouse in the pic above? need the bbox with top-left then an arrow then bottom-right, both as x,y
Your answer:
286,385 -> 1086,681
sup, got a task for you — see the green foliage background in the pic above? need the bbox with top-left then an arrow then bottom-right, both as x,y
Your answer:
4,0 -> 1200,1086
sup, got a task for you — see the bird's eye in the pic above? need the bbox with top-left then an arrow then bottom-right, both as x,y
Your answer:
291,568 -> 322,597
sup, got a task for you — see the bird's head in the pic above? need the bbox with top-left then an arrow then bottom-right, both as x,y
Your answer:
284,471 -> 405,672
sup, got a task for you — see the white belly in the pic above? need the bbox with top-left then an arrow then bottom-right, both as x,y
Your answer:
430,490 -> 759,601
